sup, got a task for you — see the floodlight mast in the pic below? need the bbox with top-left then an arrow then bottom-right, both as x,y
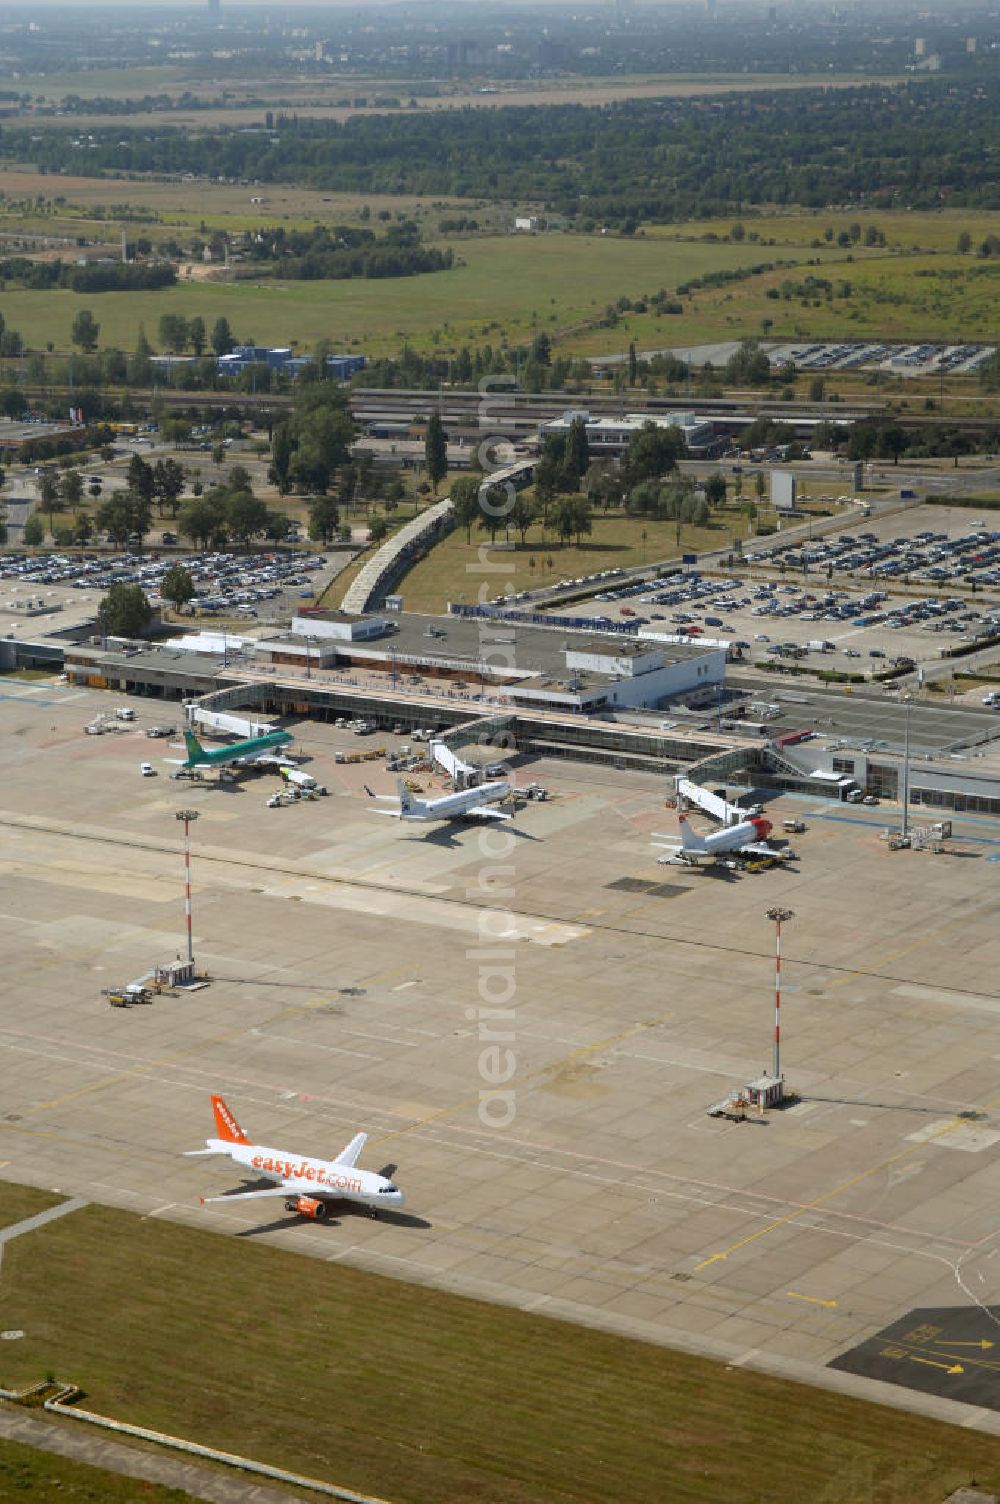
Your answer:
176,809 -> 199,967
765,907 -> 793,1081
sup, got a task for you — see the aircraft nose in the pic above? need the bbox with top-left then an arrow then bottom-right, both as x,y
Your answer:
752,817 -> 772,837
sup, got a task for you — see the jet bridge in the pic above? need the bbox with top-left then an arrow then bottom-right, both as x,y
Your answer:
431,739 -> 479,786
674,776 -> 747,828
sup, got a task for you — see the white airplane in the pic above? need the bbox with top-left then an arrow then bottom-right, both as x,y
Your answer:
188,1095 -> 404,1220
652,811 -> 775,866
367,776 -> 513,824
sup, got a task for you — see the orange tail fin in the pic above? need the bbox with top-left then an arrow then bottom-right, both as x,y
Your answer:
212,1094 -> 249,1145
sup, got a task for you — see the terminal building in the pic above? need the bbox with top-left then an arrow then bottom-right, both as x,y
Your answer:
765,733 -> 1000,817
541,410 -> 714,455
42,608 -> 1000,815
228,609 -> 725,715
60,607 -> 737,778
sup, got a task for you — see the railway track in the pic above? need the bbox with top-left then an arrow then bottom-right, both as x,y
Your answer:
11,384 -> 996,435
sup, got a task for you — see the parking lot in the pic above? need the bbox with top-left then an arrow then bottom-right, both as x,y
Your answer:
0,547 -> 340,636
767,340 -> 996,376
555,506 -> 1000,679
5,677 -> 1000,1424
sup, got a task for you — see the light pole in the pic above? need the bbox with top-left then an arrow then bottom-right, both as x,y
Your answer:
900,694 -> 911,840
176,809 -> 199,968
765,907 -> 793,1083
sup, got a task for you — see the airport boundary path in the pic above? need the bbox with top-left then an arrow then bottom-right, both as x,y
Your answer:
0,1406 -> 311,1504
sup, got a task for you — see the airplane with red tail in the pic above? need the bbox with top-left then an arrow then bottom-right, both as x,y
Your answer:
652,811 -> 774,866
188,1095 -> 404,1220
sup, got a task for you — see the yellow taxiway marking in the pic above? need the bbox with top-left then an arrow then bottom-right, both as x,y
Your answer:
693,1105 -> 998,1273
787,1291 -> 837,1309
909,1357 -> 963,1375
883,1336 -> 1000,1374
931,1340 -> 994,1350
36,1073 -> 134,1113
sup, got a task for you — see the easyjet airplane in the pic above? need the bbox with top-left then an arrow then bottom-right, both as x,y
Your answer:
188,1095 -> 404,1220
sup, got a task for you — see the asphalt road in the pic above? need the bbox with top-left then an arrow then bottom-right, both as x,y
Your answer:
728,676 -> 1000,753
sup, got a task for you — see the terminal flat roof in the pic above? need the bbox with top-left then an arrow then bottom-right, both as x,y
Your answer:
68,645 -> 227,684
375,614 -> 717,677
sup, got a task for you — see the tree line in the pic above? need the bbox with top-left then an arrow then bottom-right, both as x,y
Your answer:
5,79 -> 999,226
242,221 -> 454,281
0,256 -> 176,294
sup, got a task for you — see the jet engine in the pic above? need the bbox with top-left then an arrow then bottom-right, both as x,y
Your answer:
285,1196 -> 329,1220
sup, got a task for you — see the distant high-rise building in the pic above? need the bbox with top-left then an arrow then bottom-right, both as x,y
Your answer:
207,0 -> 220,17
446,39 -> 481,69
966,36 -> 977,53
914,36 -> 927,56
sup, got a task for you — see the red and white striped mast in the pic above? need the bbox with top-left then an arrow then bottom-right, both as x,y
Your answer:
765,906 -> 793,1081
176,809 -> 200,968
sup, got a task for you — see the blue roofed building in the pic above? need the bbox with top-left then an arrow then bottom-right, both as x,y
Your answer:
216,347 -> 366,380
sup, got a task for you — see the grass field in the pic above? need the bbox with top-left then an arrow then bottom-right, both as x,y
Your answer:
651,209 -> 1000,254
575,250 -> 1000,355
2,1193 -> 1000,1504
0,1437 -> 195,1502
0,168 -> 466,235
0,1185 -> 62,1231
380,510 -> 748,614
0,184 -> 996,360
0,234 -> 847,356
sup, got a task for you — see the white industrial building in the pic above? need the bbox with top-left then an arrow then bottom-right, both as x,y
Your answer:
541,410 -> 714,453
291,612 -> 389,642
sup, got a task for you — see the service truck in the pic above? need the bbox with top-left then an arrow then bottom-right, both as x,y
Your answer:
279,765 -> 327,795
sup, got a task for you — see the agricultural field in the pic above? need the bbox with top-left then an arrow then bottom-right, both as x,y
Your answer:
2,1194 -> 1000,1504
363,510 -> 743,615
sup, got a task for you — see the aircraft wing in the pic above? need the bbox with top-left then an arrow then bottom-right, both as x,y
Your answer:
334,1131 -> 367,1168
741,842 -> 775,856
200,1188 -> 292,1204
464,807 -> 512,821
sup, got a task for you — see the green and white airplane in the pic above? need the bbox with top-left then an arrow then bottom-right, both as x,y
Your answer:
177,726 -> 294,771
